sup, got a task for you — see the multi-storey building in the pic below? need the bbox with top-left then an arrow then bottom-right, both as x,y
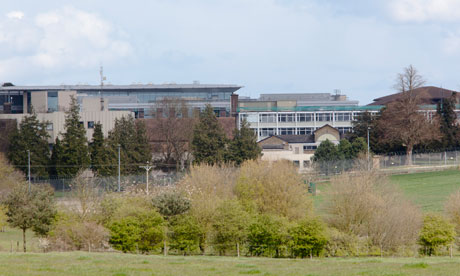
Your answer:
0,82 -> 242,118
238,92 -> 381,141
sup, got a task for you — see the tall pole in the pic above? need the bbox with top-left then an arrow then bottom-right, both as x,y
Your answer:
139,161 -> 153,195
117,144 -> 121,192
367,127 -> 370,171
27,150 -> 31,192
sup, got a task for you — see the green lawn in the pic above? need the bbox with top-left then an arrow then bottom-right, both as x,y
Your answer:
0,252 -> 459,276
314,169 -> 460,213
390,169 -> 460,212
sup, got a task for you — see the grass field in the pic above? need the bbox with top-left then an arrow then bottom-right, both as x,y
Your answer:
315,169 -> 460,213
389,169 -> 460,212
0,252 -> 459,276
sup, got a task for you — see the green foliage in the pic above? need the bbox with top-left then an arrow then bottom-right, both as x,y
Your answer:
288,218 -> 328,258
54,96 -> 90,177
191,105 -> 228,165
418,213 -> 456,256
49,211 -> 109,251
107,115 -> 151,175
0,154 -> 23,200
108,209 -> 164,253
152,191 -> 191,218
351,137 -> 367,157
247,214 -> 288,257
7,111 -> 50,178
212,200 -> 250,255
169,214 -> 202,254
4,184 -> 56,251
0,205 -> 7,231
226,119 -> 261,166
324,228 -> 361,257
90,123 -> 116,177
436,93 -> 460,150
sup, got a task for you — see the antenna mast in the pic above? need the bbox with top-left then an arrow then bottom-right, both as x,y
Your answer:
99,66 -> 106,111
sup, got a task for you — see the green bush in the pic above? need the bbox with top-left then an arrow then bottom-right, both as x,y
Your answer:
152,191 -> 191,218
247,214 -> 289,257
212,200 -> 250,256
169,214 -> 202,255
108,209 -> 164,253
288,218 -> 328,258
418,213 -> 456,256
324,228 -> 361,257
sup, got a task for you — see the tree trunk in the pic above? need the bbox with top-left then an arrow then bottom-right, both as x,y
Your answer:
406,145 -> 413,166
23,229 -> 26,253
163,240 -> 167,256
237,242 -> 240,258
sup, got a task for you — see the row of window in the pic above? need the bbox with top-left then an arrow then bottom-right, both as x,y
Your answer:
45,121 -> 96,131
258,112 -> 354,123
259,127 -> 352,136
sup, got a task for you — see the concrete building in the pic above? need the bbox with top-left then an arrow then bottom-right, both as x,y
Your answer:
0,83 -> 242,118
0,88 -> 132,143
238,92 -> 380,141
258,125 -> 341,171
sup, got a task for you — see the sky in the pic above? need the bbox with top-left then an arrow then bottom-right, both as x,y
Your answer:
1,0 -> 460,104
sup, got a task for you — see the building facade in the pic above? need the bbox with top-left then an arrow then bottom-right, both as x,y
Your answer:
0,83 -> 242,118
238,92 -> 381,141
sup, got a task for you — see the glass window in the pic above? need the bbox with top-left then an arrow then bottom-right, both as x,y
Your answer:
278,113 -> 295,122
293,160 -> 300,167
303,145 -> 318,150
316,113 -> 332,122
87,121 -> 95,129
47,92 -> 58,112
334,112 -> 352,122
337,127 -> 353,134
46,123 -> 53,131
259,128 -> 276,137
297,127 -> 314,135
297,113 -> 313,122
260,114 -> 276,123
279,128 -> 295,135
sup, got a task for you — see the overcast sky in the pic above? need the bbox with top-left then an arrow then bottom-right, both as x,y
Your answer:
1,0 -> 460,104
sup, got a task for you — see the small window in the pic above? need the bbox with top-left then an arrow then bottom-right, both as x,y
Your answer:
293,160 -> 300,167
87,121 -> 95,129
46,123 -> 53,131
303,160 -> 310,168
79,121 -> 84,127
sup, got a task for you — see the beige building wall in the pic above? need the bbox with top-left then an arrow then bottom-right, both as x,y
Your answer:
261,148 -> 314,171
57,91 -> 76,112
30,91 -> 48,113
0,110 -> 133,143
81,97 -> 108,112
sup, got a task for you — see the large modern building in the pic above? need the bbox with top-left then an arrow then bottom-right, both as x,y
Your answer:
238,92 -> 381,141
0,82 -> 242,118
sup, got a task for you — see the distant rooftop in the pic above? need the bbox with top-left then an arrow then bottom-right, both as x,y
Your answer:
0,83 -> 242,91
369,86 -> 460,106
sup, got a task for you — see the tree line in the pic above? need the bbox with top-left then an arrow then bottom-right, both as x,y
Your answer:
0,156 -> 458,257
6,97 -> 261,179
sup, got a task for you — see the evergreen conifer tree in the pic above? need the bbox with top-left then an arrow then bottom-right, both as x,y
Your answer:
436,93 -> 460,150
56,96 -> 90,177
226,119 -> 261,166
8,111 -> 50,178
49,138 -> 61,177
107,115 -> 151,175
90,123 -> 117,176
191,105 -> 228,165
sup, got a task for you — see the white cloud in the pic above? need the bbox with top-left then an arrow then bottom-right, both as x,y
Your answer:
0,7 -> 132,80
389,0 -> 460,22
6,11 -> 24,20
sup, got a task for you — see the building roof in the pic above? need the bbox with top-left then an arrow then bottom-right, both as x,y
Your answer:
259,134 -> 315,144
369,86 -> 460,106
0,83 -> 242,92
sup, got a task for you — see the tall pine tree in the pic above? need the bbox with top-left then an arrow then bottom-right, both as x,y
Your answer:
107,115 -> 151,175
436,93 -> 460,150
226,119 -> 261,166
8,111 -> 50,178
90,123 -> 116,176
191,105 -> 228,165
55,96 -> 90,177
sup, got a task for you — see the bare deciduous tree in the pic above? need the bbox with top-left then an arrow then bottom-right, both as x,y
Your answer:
378,65 -> 440,165
324,171 -> 422,254
149,98 -> 196,171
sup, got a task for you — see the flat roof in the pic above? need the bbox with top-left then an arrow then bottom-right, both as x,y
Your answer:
0,83 -> 243,91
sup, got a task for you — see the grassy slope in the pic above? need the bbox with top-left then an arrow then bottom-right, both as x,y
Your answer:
390,169 -> 460,212
0,252 -> 459,276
